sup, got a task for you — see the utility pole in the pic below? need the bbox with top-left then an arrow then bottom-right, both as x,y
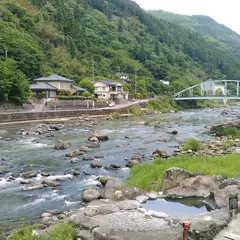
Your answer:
134,69 -> 138,95
92,58 -> 95,82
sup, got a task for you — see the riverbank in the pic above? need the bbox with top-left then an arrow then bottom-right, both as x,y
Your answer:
1,107 -> 240,239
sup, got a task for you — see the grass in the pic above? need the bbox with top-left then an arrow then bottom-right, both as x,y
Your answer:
223,127 -> 240,137
7,222 -> 77,240
182,138 -> 201,151
126,154 -> 240,191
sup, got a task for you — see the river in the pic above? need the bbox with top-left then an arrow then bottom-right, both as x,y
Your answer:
0,107 -> 239,230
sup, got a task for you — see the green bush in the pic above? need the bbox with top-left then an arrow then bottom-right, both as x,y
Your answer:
223,127 -> 240,137
128,105 -> 144,116
57,91 -> 72,96
81,91 -> 92,98
143,96 -> 178,113
223,140 -> 233,149
182,138 -> 201,151
111,112 -> 121,119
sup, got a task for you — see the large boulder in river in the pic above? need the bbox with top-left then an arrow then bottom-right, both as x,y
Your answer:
54,140 -> 71,150
94,134 -> 109,141
162,167 -> 199,192
126,159 -> 141,168
82,189 -> 101,202
165,175 -> 223,198
103,179 -> 123,199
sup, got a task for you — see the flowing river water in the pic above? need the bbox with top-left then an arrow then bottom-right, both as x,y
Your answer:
0,107 -> 239,231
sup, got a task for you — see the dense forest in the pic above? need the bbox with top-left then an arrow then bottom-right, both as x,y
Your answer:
1,0 -> 240,103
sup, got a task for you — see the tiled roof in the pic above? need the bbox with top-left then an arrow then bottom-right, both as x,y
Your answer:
30,83 -> 57,90
72,85 -> 86,91
97,80 -> 122,87
34,74 -> 73,82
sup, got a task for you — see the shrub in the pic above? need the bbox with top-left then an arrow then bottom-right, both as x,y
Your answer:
223,127 -> 240,137
223,140 -> 233,149
111,112 -> 121,119
57,90 -> 71,96
81,91 -> 92,98
128,105 -> 144,116
182,138 -> 201,151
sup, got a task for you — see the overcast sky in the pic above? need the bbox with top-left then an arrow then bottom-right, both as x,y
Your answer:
134,0 -> 240,34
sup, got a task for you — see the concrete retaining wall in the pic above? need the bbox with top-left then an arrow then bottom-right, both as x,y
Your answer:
0,107 -> 130,123
47,99 -> 108,109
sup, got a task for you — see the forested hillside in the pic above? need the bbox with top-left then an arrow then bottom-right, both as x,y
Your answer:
1,0 -> 240,103
149,10 -> 240,60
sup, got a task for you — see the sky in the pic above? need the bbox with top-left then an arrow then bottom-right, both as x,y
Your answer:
134,0 -> 240,34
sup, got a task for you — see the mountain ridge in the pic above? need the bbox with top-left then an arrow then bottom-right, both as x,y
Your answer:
1,0 -> 240,103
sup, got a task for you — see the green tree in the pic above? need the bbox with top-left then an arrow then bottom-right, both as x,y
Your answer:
0,59 -> 31,104
215,88 -> 223,96
79,79 -> 94,94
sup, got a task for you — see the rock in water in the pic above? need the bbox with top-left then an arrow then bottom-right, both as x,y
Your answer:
54,140 -> 71,150
126,159 -> 140,168
90,161 -> 102,168
103,179 -> 123,199
82,189 -> 101,202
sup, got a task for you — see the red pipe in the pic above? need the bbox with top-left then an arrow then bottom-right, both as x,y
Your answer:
182,222 -> 191,240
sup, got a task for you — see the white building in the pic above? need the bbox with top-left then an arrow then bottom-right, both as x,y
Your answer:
202,80 -> 226,95
160,80 -> 170,85
94,81 -> 128,103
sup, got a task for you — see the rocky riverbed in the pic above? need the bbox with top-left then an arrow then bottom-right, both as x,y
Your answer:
0,107 -> 240,237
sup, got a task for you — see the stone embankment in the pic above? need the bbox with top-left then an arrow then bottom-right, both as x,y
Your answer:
0,106 -> 130,123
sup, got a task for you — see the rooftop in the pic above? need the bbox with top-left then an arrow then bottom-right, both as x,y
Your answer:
96,80 -> 122,87
34,74 -> 73,83
30,83 -> 57,91
71,85 -> 86,92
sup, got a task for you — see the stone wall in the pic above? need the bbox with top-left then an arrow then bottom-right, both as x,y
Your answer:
0,107 -> 130,123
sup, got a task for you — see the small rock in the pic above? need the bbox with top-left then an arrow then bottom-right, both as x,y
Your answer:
54,141 -> 71,150
82,189 -> 101,202
146,191 -> 158,200
172,130 -> 178,135
126,159 -> 140,168
90,161 -> 102,168
136,195 -> 149,203
41,212 -> 53,218
22,171 -> 37,179
20,179 -> 32,184
83,156 -> 94,161
22,184 -> 44,191
42,181 -> 60,187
